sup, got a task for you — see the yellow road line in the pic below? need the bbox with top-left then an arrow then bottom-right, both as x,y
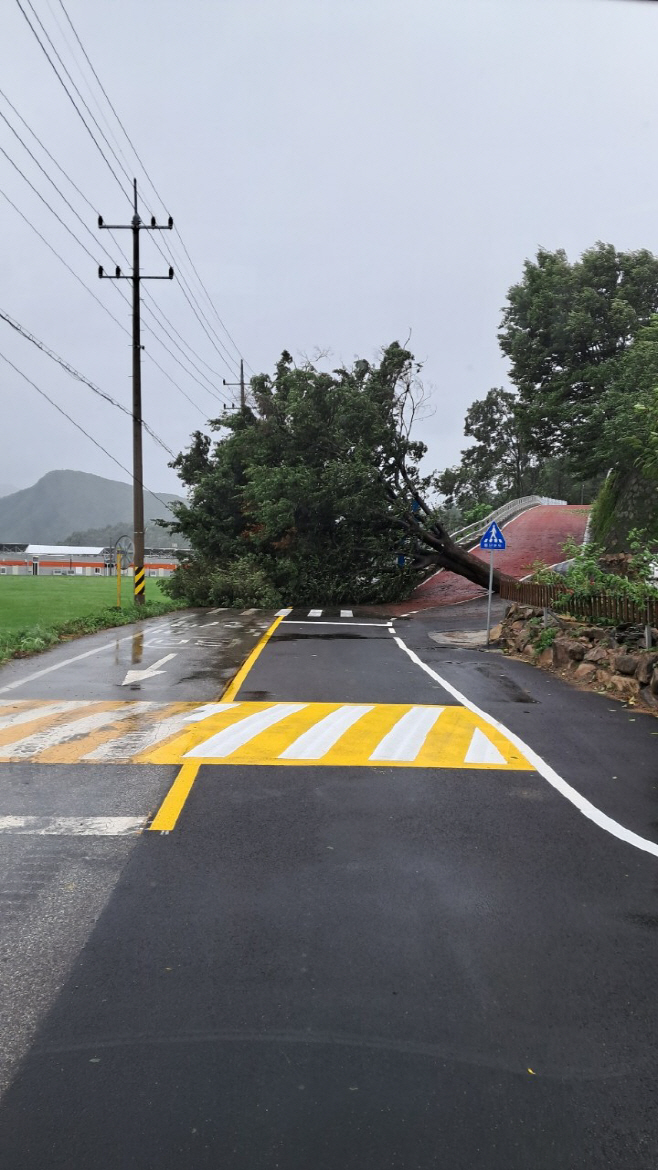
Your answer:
221,612 -> 286,702
148,761 -> 201,832
148,613 -> 288,831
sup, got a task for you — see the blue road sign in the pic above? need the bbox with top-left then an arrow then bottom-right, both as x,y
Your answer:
480,521 -> 506,551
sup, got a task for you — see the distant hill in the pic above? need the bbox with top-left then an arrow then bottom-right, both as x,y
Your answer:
0,484 -> 16,499
64,521 -> 189,550
0,470 -> 183,544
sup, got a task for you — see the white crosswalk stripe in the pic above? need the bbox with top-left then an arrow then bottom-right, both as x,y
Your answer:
0,701 -> 531,770
0,700 -> 94,733
0,815 -> 145,836
308,609 -> 323,617
340,609 -> 353,618
279,705 -> 373,760
464,728 -> 506,765
185,704 -> 307,759
1,702 -> 157,760
369,707 -> 445,762
82,709 -> 205,762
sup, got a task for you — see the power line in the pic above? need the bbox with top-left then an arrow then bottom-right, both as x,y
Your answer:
53,0 -> 251,373
0,106 -> 125,273
0,349 -> 174,516
0,308 -> 175,458
174,228 -> 254,374
0,85 -> 97,216
0,184 -> 130,337
0,143 -> 99,265
12,0 -> 239,420
22,0 -> 134,194
14,0 -> 130,203
0,89 -> 234,396
0,185 -> 213,420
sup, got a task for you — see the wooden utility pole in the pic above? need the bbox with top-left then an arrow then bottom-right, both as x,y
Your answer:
98,180 -> 174,605
223,358 -> 246,409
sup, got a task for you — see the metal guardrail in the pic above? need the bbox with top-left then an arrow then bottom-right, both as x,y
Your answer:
450,495 -> 567,548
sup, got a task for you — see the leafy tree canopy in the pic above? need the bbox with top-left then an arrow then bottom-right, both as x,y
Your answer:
165,344 -> 506,607
498,242 -> 658,475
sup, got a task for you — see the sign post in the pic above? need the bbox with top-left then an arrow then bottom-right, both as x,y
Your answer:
114,535 -> 133,610
479,521 -> 506,646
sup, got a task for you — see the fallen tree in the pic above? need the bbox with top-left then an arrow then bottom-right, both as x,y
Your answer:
163,343 -> 513,606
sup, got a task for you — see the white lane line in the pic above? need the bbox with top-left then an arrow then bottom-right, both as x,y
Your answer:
185,704 -> 307,759
82,707 -> 221,761
464,728 -> 506,766
390,628 -> 658,859
308,609 -> 323,617
283,621 -> 392,628
0,633 -> 138,694
0,702 -> 157,760
340,610 -> 353,618
369,707 -> 444,762
280,705 -> 373,760
0,815 -> 145,836
0,700 -> 94,732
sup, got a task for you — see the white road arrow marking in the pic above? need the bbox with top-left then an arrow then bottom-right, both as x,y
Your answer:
121,653 -> 177,686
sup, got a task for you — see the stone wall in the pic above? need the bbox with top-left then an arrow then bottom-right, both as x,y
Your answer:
499,604 -> 658,712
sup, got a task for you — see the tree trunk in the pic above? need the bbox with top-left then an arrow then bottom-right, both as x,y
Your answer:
413,523 -> 513,593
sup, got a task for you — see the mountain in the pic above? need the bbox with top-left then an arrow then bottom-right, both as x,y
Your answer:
0,470 -> 183,544
0,484 -> 17,499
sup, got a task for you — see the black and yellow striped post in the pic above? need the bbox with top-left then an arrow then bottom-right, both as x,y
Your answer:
134,565 -> 146,603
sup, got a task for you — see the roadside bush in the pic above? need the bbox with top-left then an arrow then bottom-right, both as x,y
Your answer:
532,626 -> 558,653
163,556 -> 282,609
529,533 -> 658,614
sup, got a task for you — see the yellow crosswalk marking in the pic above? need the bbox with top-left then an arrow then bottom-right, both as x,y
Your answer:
144,702 -> 534,771
0,699 -> 535,770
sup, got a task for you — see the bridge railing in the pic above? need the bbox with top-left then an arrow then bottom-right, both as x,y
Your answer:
450,496 -> 567,548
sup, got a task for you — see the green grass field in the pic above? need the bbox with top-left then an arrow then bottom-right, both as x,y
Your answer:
0,576 -> 169,635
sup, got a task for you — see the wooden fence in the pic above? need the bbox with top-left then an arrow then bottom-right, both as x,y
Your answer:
499,577 -> 658,628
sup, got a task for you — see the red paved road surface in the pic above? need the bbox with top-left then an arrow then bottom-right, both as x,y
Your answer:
408,504 -> 590,609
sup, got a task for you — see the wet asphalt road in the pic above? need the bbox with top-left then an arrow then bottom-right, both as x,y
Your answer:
0,604 -> 657,1168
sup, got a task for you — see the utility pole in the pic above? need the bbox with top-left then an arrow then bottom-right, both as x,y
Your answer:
223,358 -> 246,410
98,179 -> 173,606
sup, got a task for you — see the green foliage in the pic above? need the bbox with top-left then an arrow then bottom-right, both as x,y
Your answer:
532,626 -> 558,653
499,243 -> 658,476
589,472 -> 619,542
462,501 -> 494,524
0,596 -> 186,666
163,557 -> 281,609
529,533 -> 658,611
167,344 -> 436,606
437,386 -> 602,510
599,317 -> 658,481
437,388 -> 529,507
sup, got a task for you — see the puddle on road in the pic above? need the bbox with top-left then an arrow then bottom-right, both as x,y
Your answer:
472,664 -> 538,704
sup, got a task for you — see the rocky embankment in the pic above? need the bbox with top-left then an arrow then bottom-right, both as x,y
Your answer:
498,604 -> 658,713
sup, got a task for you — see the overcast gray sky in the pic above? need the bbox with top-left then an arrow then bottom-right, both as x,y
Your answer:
1,0 -> 656,501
